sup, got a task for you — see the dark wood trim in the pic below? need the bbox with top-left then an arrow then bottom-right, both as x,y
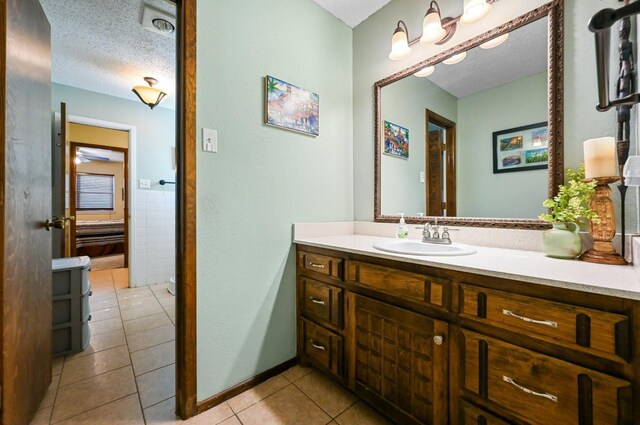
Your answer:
69,142 -> 129,267
196,358 -> 297,414
425,108 -> 456,217
175,0 -> 198,419
374,0 -> 564,229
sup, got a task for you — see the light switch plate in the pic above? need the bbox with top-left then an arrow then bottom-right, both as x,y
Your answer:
420,171 -> 425,183
202,128 -> 217,153
139,179 -> 151,189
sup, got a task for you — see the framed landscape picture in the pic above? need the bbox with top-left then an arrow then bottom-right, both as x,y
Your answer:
383,120 -> 409,159
493,122 -> 548,174
265,75 -> 319,136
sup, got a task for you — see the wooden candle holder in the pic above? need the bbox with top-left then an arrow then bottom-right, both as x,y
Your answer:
579,176 -> 628,265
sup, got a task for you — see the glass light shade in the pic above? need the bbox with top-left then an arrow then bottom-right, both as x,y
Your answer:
461,0 -> 492,24
414,66 -> 435,77
480,33 -> 509,49
420,10 -> 446,44
623,155 -> 640,186
132,79 -> 168,109
389,27 -> 412,60
442,51 -> 467,65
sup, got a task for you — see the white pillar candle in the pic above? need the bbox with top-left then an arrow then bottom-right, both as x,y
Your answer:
584,137 -> 617,179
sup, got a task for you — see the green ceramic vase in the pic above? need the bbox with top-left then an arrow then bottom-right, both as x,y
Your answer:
542,222 -> 582,259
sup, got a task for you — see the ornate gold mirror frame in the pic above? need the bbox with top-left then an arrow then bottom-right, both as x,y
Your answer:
374,0 -> 564,229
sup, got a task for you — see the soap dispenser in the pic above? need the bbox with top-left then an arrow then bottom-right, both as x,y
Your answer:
397,213 -> 409,239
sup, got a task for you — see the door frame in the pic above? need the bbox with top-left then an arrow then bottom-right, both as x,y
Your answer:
69,141 -> 129,267
175,0 -> 198,419
60,115 -> 138,281
425,109 -> 457,217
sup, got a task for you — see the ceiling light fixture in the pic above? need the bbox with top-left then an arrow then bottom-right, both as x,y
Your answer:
461,0 -> 492,24
388,20 -> 412,60
388,0 -> 496,61
152,18 -> 175,34
414,66 -> 435,77
132,77 -> 168,109
443,51 -> 467,65
480,33 -> 509,49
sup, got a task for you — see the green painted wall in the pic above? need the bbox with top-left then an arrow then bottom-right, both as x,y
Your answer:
381,75 -> 458,215
353,0 -> 637,231
51,83 -> 176,191
457,72 -> 548,218
196,0 -> 353,399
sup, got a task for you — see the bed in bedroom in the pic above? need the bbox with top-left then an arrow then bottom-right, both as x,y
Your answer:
75,219 -> 125,257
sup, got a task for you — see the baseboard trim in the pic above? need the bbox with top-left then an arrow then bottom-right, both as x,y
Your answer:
196,357 -> 298,415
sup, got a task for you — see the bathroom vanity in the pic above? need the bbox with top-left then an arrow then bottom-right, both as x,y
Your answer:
295,234 -> 640,425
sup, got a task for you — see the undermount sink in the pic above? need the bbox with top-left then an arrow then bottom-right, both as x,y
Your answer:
373,239 -> 477,256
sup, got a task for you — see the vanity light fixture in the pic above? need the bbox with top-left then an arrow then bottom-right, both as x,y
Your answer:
414,66 -> 435,77
388,0 -> 496,61
443,51 -> 467,65
461,0 -> 492,24
132,77 -> 168,109
480,32 -> 509,49
420,1 -> 452,45
388,20 -> 412,60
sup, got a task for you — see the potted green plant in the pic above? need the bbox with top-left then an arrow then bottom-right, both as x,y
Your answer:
539,165 -> 600,259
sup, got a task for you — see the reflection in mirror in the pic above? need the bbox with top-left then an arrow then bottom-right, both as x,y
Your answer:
380,17 -> 549,220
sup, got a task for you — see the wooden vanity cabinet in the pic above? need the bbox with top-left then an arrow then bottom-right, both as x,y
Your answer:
295,245 -> 640,425
349,294 -> 449,425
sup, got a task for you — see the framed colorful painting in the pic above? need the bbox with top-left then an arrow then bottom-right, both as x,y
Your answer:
492,122 -> 548,173
383,121 -> 409,159
264,75 -> 319,136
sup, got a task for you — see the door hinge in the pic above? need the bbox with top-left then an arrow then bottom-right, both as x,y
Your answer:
441,143 -> 446,151
442,202 -> 447,210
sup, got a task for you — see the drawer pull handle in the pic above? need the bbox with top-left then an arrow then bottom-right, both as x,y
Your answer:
502,375 -> 558,403
502,309 -> 558,328
310,340 -> 325,351
309,262 -> 326,269
310,297 -> 326,305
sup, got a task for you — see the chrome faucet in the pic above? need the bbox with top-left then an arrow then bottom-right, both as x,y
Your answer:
415,219 -> 456,245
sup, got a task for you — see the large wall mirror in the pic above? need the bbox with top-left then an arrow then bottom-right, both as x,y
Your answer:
374,1 -> 563,229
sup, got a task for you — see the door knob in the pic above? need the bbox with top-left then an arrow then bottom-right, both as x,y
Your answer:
433,335 -> 445,346
44,216 -> 74,231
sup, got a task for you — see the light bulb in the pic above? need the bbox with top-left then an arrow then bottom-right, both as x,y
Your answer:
461,0 -> 492,24
442,51 -> 467,65
414,66 -> 435,77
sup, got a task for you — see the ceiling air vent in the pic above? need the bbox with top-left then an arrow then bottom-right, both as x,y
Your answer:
141,5 -> 176,39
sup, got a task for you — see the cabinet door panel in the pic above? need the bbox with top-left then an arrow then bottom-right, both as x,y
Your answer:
352,294 -> 448,425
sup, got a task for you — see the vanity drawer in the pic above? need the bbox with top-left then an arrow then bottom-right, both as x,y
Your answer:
459,284 -> 630,362
300,278 -> 343,329
298,251 -> 343,280
346,261 -> 450,311
462,330 -> 632,425
299,317 -> 344,378
459,400 -> 510,425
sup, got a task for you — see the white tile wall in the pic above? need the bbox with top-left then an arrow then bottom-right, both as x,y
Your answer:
133,190 -> 176,286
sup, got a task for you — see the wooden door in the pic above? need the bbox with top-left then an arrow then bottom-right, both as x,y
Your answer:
427,130 -> 444,216
350,294 -> 449,425
1,0 -> 53,424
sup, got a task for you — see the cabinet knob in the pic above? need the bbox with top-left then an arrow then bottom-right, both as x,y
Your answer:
433,335 -> 445,346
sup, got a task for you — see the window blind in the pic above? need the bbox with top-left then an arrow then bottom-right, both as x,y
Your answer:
76,173 -> 115,210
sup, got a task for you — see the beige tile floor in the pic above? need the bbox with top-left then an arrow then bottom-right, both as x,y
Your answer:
31,268 -> 392,425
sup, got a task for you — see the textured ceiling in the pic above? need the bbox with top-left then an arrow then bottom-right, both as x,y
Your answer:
425,17 -> 548,98
39,0 -> 176,109
311,0 -> 393,27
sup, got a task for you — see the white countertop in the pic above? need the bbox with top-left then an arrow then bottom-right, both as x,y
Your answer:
294,233 -> 640,301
